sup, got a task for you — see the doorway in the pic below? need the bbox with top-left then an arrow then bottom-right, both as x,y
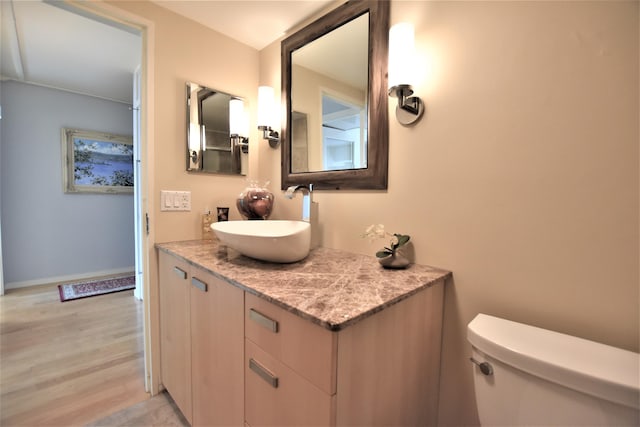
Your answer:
73,1 -> 154,393
0,0 -> 152,392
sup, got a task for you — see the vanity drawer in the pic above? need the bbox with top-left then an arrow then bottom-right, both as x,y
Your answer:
244,293 -> 337,395
245,339 -> 335,427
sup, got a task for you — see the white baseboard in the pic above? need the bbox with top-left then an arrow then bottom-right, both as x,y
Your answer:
5,266 -> 136,290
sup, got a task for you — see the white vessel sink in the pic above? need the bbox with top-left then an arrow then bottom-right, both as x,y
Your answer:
211,220 -> 311,263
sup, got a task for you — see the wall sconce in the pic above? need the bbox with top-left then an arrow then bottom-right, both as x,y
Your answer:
189,148 -> 199,164
388,22 -> 424,126
188,122 -> 202,170
257,86 -> 280,148
230,98 -> 249,153
188,84 -> 202,170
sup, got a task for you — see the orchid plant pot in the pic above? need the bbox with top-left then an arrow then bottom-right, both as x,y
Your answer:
378,252 -> 410,269
363,225 -> 411,270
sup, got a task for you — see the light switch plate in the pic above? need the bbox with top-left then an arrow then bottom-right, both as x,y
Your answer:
161,190 -> 191,211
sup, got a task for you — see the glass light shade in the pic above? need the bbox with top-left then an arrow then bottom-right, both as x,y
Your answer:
188,123 -> 200,151
229,98 -> 244,136
388,22 -> 415,90
257,86 -> 274,128
188,86 -> 201,151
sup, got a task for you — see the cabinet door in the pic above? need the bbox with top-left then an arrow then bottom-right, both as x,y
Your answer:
336,283 -> 445,426
158,251 -> 192,424
190,267 -> 244,426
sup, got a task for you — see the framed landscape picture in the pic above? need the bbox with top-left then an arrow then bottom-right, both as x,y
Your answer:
62,128 -> 134,194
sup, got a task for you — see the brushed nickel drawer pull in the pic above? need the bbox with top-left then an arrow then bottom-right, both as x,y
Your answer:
249,308 -> 278,333
191,277 -> 208,292
249,358 -> 278,388
173,266 -> 187,280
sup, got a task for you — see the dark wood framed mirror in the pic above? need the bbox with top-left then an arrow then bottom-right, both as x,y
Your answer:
281,0 -> 389,190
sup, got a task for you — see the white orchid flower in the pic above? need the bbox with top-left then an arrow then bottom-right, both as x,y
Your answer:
362,224 -> 411,258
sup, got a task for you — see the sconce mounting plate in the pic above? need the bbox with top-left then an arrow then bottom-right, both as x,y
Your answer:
395,97 -> 424,125
389,84 -> 424,126
259,125 -> 280,148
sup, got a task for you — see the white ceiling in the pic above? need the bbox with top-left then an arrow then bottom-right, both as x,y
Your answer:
150,0 -> 334,51
0,0 -> 334,104
0,0 -> 141,103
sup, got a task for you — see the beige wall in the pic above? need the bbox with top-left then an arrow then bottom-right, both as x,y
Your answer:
106,0 -> 263,393
110,1 -> 262,242
261,1 -> 639,425
111,1 -> 638,425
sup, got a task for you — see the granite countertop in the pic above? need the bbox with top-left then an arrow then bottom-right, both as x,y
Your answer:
156,240 -> 452,331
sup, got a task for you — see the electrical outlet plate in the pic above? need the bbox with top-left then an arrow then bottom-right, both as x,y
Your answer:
161,190 -> 191,211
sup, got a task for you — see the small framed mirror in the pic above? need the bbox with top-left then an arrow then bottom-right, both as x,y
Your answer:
186,82 -> 248,175
281,0 -> 389,190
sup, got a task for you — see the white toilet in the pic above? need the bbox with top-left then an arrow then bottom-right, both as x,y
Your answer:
467,313 -> 640,426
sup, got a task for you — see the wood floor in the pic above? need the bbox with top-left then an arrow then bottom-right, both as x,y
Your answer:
87,392 -> 188,427
0,282 -> 149,426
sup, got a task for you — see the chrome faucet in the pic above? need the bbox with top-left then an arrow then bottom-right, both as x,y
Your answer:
285,184 -> 313,222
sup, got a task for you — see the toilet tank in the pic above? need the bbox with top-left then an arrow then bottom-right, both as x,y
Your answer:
468,314 -> 640,426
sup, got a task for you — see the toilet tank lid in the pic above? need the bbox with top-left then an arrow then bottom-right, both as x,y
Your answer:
467,313 -> 640,410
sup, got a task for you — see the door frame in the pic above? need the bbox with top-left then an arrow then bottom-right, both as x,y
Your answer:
133,65 -> 143,301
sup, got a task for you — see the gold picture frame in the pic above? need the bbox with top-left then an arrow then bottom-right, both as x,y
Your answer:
62,128 -> 134,194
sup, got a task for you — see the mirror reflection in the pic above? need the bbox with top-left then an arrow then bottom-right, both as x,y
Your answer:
186,82 -> 247,175
290,13 -> 369,173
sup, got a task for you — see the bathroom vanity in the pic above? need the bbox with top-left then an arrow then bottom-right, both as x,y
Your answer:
156,240 -> 451,426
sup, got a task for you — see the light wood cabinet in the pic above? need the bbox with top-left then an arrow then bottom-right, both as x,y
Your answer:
244,283 -> 445,426
159,252 -> 244,426
245,339 -> 335,426
190,267 -> 244,426
158,251 -> 192,424
160,249 -> 445,426
244,293 -> 337,395
335,283 -> 444,426
244,293 -> 337,426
